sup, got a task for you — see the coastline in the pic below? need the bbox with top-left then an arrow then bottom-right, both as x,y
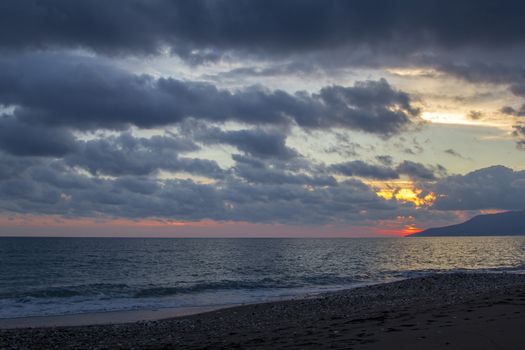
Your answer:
0,282 -> 378,329
0,304 -> 240,329
1,272 -> 524,349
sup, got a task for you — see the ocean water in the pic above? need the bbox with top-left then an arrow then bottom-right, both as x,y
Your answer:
0,237 -> 524,319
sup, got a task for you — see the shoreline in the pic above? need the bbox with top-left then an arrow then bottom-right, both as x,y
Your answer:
1,272 -> 524,349
0,281 -> 378,329
1,270 -> 522,330
0,304 -> 240,329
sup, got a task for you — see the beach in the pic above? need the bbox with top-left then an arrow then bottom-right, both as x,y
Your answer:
1,273 -> 524,349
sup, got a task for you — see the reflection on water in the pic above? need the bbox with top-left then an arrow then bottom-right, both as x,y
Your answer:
0,236 -> 523,318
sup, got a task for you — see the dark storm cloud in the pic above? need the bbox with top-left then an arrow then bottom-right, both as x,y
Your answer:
396,161 -> 439,180
64,133 -> 225,178
0,55 -> 419,135
315,80 -> 420,135
0,150 -> 402,224
2,1 -> 525,58
0,115 -> 228,178
440,63 -> 525,85
0,116 -> 76,157
2,0 -> 523,228
231,154 -> 336,186
191,125 -> 298,160
431,166 -> 525,211
0,152 -> 41,180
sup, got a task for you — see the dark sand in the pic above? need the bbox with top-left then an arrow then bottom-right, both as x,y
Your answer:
1,273 -> 524,349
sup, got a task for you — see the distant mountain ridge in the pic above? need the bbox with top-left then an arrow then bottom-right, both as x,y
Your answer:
410,210 -> 525,237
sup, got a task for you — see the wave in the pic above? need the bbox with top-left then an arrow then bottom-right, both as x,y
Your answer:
1,275 -> 367,301
0,283 -> 131,301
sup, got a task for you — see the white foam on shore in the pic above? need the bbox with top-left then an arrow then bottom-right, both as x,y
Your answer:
1,271 -> 524,329
0,304 -> 240,329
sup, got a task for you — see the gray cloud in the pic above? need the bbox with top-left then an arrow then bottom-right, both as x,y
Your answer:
330,160 -> 399,180
0,54 -> 419,136
232,154 -> 336,186
0,144 -> 519,225
513,126 -> 525,136
396,160 -> 439,180
1,0 -> 524,229
444,149 -> 465,159
191,125 -> 298,160
0,116 -> 76,157
64,133 -> 225,178
513,125 -> 525,150
431,166 -> 525,210
2,1 -> 525,59
330,159 -> 441,181
0,150 -> 403,224
440,62 -> 525,85
500,106 -> 524,116
375,155 -> 393,166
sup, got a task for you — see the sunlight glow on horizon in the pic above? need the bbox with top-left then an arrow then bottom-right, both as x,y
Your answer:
0,214 -> 413,238
421,111 -> 511,129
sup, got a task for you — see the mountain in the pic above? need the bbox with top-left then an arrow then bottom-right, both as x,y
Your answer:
410,210 -> 525,237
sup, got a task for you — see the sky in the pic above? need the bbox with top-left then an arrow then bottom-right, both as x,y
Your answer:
0,0 -> 524,237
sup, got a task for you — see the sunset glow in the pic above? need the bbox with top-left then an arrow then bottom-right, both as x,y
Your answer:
0,1 -> 524,238
2,4 -> 525,349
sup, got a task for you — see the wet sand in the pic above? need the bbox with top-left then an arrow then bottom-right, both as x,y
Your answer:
1,273 -> 524,349
0,305 -> 237,329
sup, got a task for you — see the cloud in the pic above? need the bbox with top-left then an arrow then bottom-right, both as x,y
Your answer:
513,125 -> 525,137
330,159 -> 441,181
375,155 -> 393,166
467,110 -> 483,120
0,54 -> 419,135
1,1 -> 524,231
500,106 -> 524,116
0,150 -> 403,224
431,166 -> 525,210
0,116 -> 76,156
513,125 -> 525,150
315,79 -> 420,135
190,125 -> 298,160
232,155 -> 337,186
444,148 -> 464,158
64,132 -> 225,178
440,62 -> 525,85
2,1 -> 525,60
330,160 -> 399,180
396,160 -> 440,180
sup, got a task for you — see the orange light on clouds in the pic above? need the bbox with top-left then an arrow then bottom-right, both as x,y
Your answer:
401,224 -> 423,236
375,186 -> 435,207
374,215 -> 423,236
0,214 -> 415,238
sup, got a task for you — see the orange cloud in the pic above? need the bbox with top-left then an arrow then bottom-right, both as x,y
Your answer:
369,179 -> 436,207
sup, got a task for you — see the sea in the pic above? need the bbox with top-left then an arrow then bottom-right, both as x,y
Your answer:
0,237 -> 524,319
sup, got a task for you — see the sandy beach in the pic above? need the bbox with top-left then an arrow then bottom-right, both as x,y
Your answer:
0,273 -> 524,349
